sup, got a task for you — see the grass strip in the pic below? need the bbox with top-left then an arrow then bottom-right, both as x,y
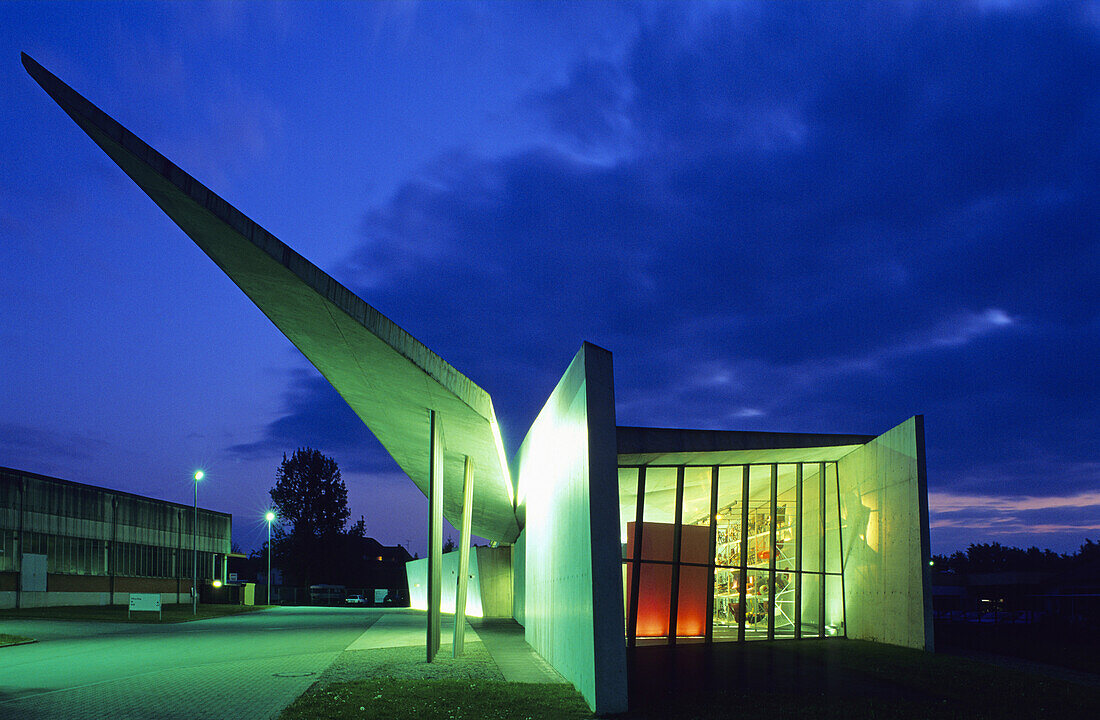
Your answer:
0,634 -> 36,647
0,603 -> 272,623
280,678 -> 594,720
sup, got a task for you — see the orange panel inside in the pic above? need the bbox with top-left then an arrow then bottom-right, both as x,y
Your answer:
626,521 -> 710,637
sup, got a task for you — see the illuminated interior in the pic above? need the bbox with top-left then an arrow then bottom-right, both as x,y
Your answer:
620,462 -> 846,643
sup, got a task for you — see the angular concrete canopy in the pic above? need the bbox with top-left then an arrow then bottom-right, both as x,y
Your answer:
23,53 -> 519,543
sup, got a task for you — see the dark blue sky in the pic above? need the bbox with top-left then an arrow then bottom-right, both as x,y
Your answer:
2,1 -> 1098,556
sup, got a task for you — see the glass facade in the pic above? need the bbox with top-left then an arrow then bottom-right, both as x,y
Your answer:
621,462 -> 845,644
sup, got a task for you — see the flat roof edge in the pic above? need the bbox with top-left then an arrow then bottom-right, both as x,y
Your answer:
616,425 -> 877,455
0,465 -> 232,518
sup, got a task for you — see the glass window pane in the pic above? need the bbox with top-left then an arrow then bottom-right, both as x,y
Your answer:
825,463 -> 841,574
746,466 -> 772,569
622,561 -> 630,630
681,467 -> 712,528
774,571 -> 796,638
776,465 -> 798,572
801,464 -> 824,573
801,573 -> 823,637
676,564 -> 709,638
680,466 -> 712,564
745,569 -> 771,639
635,562 -> 673,639
639,467 -> 678,564
826,574 -> 845,636
642,467 -> 678,526
712,566 -> 741,640
715,466 -> 744,568
618,467 -> 639,557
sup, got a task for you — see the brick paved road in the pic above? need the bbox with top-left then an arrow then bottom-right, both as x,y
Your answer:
0,606 -> 382,720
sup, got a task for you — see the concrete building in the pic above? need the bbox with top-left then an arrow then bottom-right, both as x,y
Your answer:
0,466 -> 232,609
23,54 -> 933,714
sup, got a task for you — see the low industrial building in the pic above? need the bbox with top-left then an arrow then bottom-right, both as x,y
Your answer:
0,466 -> 232,609
24,54 -> 933,714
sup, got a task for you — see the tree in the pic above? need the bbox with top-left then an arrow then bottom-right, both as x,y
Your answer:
269,447 -> 351,586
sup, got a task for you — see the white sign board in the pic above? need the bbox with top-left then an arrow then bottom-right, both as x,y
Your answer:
374,589 -> 387,604
20,553 -> 47,592
128,593 -> 162,619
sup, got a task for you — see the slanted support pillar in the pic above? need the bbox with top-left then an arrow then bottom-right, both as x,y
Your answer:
427,410 -> 443,662
453,456 -> 474,657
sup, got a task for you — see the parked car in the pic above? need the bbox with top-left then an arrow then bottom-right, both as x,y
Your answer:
345,594 -> 366,605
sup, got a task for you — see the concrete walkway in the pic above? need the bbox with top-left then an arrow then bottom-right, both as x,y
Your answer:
345,608 -> 480,649
470,617 -> 568,683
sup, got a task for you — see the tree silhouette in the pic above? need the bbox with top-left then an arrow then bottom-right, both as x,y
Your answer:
270,447 -> 350,586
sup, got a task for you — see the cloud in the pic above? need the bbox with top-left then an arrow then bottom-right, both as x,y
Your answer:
236,2 -> 1100,551
525,58 -> 634,161
344,2 -> 1097,473
929,486 -> 1100,551
930,488 -> 1100,514
0,421 -> 110,465
226,369 -> 398,477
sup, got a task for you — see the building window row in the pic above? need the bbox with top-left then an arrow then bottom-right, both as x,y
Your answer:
12,531 -> 215,579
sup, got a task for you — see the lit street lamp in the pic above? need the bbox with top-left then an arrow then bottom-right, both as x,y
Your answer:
193,470 -> 204,615
265,511 -> 276,606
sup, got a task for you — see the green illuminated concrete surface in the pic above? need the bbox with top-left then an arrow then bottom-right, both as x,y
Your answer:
407,545 -> 514,619
837,416 -> 933,650
616,427 -> 873,466
22,53 -> 518,545
513,343 -> 627,714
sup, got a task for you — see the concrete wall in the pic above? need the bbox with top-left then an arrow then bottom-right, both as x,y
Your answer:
512,529 -> 526,626
475,546 -> 513,618
406,546 -> 513,618
513,343 -> 627,714
11,591 -> 188,608
836,416 -> 933,650
407,557 -> 427,611
0,571 -> 189,608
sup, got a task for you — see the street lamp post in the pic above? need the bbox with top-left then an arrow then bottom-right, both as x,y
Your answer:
193,470 -> 203,615
265,511 -> 275,606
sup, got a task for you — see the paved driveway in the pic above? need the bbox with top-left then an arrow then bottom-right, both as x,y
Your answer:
0,606 -> 382,720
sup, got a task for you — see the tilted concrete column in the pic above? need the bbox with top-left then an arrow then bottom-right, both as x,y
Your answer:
453,456 -> 474,657
427,410 -> 443,662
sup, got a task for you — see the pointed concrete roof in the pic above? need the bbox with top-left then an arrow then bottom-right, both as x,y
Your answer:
23,53 -> 519,543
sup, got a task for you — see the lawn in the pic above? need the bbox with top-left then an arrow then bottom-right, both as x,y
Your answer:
627,639 -> 1100,719
0,603 -> 271,623
281,639 -> 1100,720
935,620 -> 1100,676
282,679 -> 592,720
